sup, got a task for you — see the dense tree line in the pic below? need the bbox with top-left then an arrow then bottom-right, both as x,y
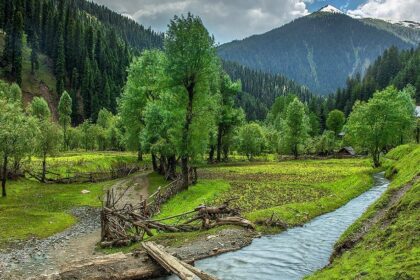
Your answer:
331,46 -> 420,115
0,0 -> 162,123
222,61 -> 315,121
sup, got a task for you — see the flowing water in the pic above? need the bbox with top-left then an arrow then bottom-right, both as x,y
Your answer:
165,172 -> 389,280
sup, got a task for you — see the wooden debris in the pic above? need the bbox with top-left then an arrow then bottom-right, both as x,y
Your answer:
142,242 -> 200,280
101,179 -> 255,247
142,242 -> 219,280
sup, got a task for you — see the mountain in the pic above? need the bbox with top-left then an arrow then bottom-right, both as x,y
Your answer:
218,6 -> 418,94
0,0 -> 163,123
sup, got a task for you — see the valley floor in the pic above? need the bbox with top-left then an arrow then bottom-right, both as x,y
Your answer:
2,149 -> 418,279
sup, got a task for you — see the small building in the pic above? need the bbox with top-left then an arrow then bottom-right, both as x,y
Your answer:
337,146 -> 356,157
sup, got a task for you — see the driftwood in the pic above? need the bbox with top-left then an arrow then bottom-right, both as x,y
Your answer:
101,183 -> 255,247
143,242 -> 201,280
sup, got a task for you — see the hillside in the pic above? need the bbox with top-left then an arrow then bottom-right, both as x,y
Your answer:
0,0 -> 163,123
218,10 -> 417,94
331,45 -> 420,115
222,61 -> 317,121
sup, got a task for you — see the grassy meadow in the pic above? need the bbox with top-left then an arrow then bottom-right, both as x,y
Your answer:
149,158 -> 374,246
307,144 -> 420,280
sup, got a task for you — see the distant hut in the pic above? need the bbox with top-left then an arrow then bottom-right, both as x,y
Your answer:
337,147 -> 356,157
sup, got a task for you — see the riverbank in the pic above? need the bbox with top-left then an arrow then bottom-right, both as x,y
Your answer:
308,144 -> 420,280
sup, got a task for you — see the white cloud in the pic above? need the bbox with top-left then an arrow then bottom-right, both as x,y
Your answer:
91,0 -> 310,43
347,0 -> 420,22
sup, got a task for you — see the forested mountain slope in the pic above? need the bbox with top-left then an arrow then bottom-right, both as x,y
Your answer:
330,46 -> 420,115
218,10 -> 417,94
222,61 -> 318,121
0,0 -> 163,123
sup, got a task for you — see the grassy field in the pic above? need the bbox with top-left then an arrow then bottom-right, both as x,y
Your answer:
307,144 -> 420,280
0,179 -> 112,247
0,151 -> 153,248
27,151 -> 143,179
150,158 -> 374,246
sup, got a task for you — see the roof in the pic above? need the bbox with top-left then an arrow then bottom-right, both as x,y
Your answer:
416,106 -> 420,118
338,147 -> 356,156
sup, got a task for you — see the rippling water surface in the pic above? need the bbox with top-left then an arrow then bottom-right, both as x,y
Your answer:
196,173 -> 389,280
167,173 -> 389,280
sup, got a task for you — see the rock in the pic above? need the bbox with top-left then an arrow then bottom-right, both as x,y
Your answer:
206,235 -> 217,240
80,190 -> 91,194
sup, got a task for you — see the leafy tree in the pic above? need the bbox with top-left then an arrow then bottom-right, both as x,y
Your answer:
345,86 -> 415,167
215,73 -> 244,161
280,98 -> 310,158
0,83 -> 35,197
165,13 -> 219,188
29,97 -> 62,182
326,109 -> 345,136
237,123 -> 266,160
314,130 -> 336,156
58,91 -> 72,149
119,50 -> 166,162
29,97 -> 51,120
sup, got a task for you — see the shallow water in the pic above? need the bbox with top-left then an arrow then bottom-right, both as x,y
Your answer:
164,172 -> 389,280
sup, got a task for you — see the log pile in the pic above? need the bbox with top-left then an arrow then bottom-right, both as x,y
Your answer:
100,184 -> 255,248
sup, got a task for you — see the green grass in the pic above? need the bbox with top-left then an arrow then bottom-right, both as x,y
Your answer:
0,179 -> 113,247
138,158 -> 374,248
307,144 -> 420,280
27,151 -> 142,179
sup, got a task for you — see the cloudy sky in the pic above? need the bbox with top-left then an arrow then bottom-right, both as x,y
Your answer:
91,0 -> 420,43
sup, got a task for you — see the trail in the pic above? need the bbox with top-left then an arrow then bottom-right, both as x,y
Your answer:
0,172 -> 151,280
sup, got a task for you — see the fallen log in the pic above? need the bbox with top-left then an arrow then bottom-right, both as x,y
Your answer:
142,242 -> 200,280
179,260 -> 220,280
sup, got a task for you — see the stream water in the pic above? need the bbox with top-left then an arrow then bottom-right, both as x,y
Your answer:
168,172 -> 390,280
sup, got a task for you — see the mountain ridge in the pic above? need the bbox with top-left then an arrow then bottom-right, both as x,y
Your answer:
218,11 -> 419,94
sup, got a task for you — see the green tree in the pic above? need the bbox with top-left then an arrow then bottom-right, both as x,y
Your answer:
29,96 -> 62,182
119,50 -> 167,162
345,86 -> 415,167
58,91 -> 72,149
215,73 -> 244,161
55,31 -> 66,96
326,109 -> 345,136
280,98 -> 310,158
237,123 -> 266,160
29,97 -> 50,120
12,11 -> 24,85
30,33 -> 40,75
165,13 -> 219,188
0,83 -> 35,196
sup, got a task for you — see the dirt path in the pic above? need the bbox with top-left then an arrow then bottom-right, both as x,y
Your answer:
0,172 -> 151,280
331,175 -> 419,260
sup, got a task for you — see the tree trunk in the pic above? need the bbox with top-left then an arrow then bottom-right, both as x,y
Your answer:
372,150 -> 381,168
416,127 -> 419,144
137,150 -> 143,162
166,155 -> 177,180
216,126 -> 223,162
208,145 -> 215,162
223,146 -> 229,161
63,125 -> 67,151
181,156 -> 189,189
2,155 -> 8,197
159,156 -> 167,176
181,84 -> 194,189
41,153 -> 47,183
152,153 -> 159,172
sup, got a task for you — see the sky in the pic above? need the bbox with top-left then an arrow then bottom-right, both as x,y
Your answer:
91,0 -> 420,44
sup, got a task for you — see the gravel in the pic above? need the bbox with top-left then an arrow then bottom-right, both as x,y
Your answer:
0,207 -> 101,280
